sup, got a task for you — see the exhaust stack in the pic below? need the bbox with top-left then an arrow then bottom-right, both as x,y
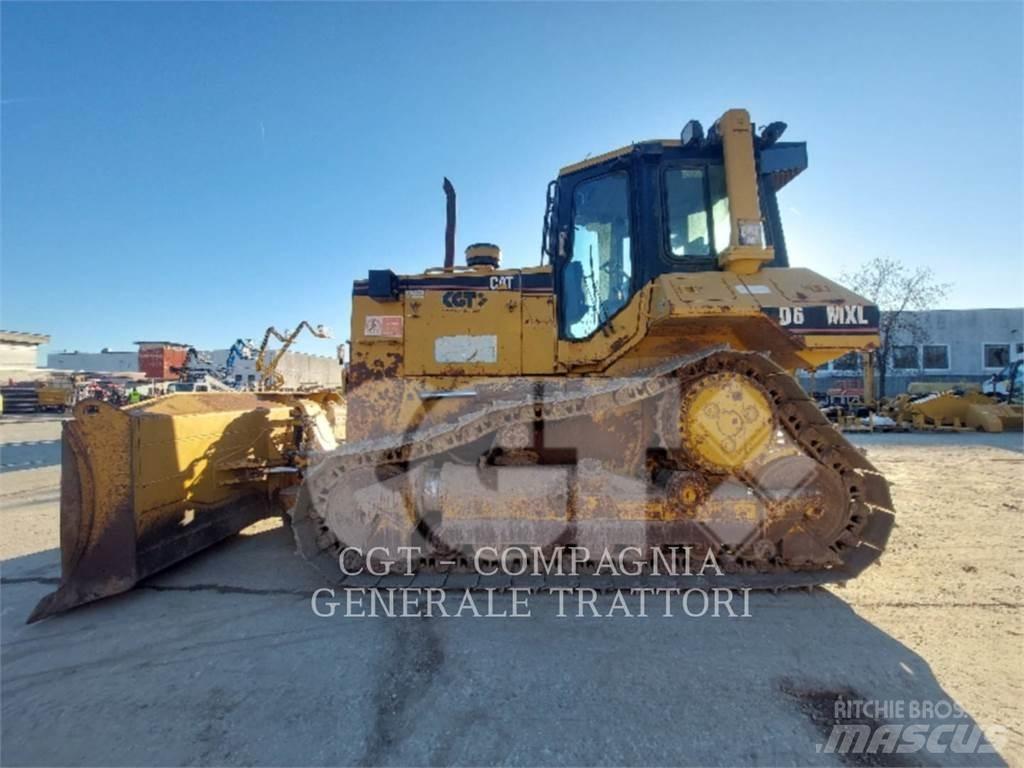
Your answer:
443,177 -> 456,270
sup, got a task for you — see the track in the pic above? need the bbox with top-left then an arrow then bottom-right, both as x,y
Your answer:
290,349 -> 895,590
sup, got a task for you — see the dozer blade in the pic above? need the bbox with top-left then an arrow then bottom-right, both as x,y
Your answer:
965,402 -> 1023,432
28,394 -> 307,622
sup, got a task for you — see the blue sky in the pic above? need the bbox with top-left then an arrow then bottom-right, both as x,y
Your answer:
2,2 -> 1022,358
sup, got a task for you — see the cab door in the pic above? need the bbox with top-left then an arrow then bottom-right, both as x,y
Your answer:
403,272 -> 523,376
554,166 -> 648,368
556,169 -> 636,341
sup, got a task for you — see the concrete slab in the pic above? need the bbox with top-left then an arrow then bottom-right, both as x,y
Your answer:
0,555 -> 1004,767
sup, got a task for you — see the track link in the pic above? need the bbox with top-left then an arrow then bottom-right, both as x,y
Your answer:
290,349 -> 895,590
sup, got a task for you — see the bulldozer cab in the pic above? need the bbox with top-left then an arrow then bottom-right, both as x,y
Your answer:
348,107 -> 877,386
545,109 -> 808,341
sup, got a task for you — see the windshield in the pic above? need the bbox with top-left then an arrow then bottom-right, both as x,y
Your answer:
562,172 -> 632,339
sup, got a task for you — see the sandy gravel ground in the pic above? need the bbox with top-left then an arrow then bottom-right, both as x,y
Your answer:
840,441 -> 1024,764
1,417 -> 1021,766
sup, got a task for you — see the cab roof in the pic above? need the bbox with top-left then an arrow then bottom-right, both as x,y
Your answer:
558,139 -> 808,193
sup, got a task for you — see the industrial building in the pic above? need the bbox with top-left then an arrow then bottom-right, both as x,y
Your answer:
46,349 -> 139,374
804,307 -> 1023,396
47,343 -> 342,389
0,330 -> 50,375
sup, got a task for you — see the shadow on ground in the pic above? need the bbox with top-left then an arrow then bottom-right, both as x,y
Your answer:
0,440 -> 60,473
0,526 -> 1009,767
846,431 -> 1023,453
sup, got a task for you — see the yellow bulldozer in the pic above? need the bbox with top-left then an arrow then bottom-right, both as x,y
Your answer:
870,356 -> 1024,432
882,389 -> 1023,432
30,108 -> 895,622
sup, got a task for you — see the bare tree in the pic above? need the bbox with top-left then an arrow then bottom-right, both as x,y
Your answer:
841,257 -> 949,398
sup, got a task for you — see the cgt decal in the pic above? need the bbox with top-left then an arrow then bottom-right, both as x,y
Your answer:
443,290 -> 488,309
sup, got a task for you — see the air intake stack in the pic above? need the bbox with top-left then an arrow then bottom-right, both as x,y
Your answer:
465,243 -> 501,270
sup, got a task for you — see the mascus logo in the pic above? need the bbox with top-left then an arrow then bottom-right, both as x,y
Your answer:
443,290 -> 488,309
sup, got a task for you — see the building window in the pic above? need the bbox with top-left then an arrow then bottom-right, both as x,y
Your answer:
983,343 -> 1010,369
892,345 -> 919,370
922,344 -> 950,371
831,351 -> 862,372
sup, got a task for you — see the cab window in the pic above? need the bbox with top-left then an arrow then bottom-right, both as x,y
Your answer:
665,165 -> 729,258
562,172 -> 632,339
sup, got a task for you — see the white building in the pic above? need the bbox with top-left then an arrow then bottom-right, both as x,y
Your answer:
47,349 -> 139,374
804,307 -> 1024,396
0,330 -> 50,373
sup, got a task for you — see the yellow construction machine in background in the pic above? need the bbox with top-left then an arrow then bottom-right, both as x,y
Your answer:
880,390 -> 1022,432
898,357 -> 1022,432
832,350 -> 1023,434
32,108 -> 896,622
37,380 -> 76,412
254,321 -> 332,391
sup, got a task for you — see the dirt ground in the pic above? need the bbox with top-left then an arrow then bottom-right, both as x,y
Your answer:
839,441 -> 1024,764
1,418 -> 1021,766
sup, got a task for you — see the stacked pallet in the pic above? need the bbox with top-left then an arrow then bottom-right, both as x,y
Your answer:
0,386 -> 40,414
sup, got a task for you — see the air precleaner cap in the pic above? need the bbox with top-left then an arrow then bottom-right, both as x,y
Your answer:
466,243 -> 501,269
